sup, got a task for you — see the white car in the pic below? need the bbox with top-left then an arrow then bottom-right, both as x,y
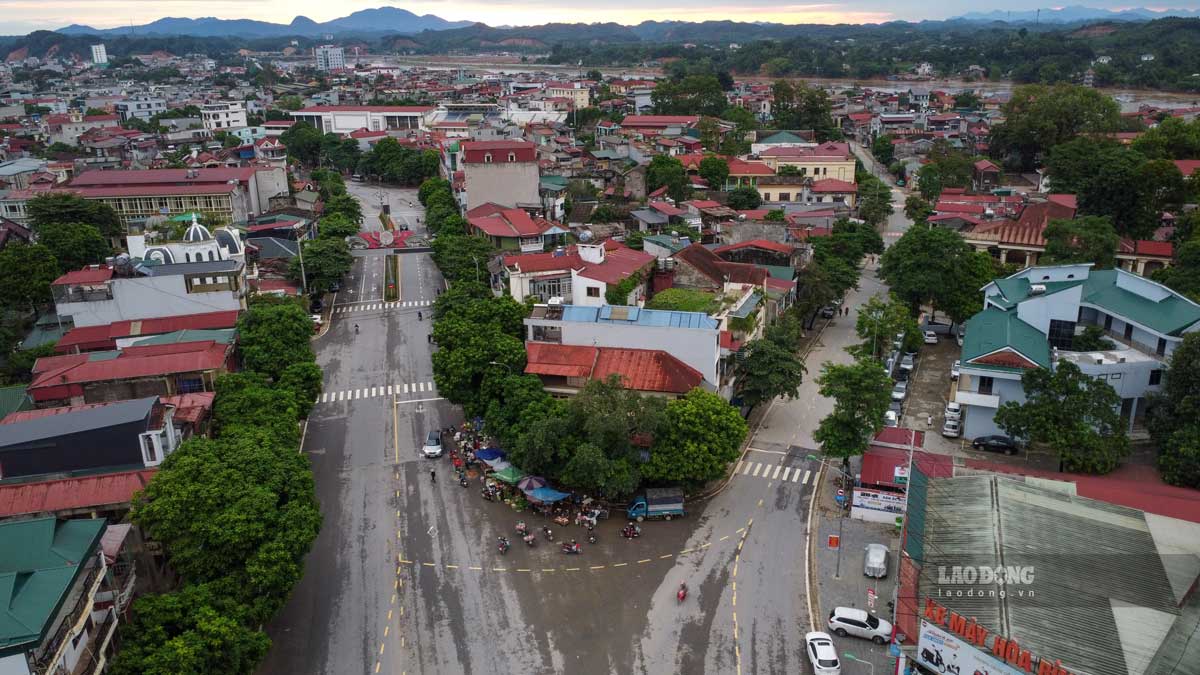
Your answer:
890,381 -> 908,401
884,410 -> 899,428
923,330 -> 939,344
942,418 -> 962,438
805,632 -> 841,675
422,430 -> 443,458
951,360 -> 960,380
944,401 -> 962,421
828,606 -> 893,644
864,543 -> 889,578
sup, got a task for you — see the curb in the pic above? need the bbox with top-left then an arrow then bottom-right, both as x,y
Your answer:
311,291 -> 338,341
805,461 -> 827,632
689,313 -> 834,503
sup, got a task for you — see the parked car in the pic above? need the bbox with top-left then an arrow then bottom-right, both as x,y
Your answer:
820,305 -> 836,318
942,418 -> 962,438
888,400 -> 903,415
944,401 -> 962,421
310,296 -> 324,313
884,410 -> 899,428
923,330 -> 939,344
864,543 -> 889,578
892,332 -> 905,350
956,329 -> 965,347
422,431 -> 444,458
805,632 -> 841,675
951,360 -> 961,380
310,314 -> 323,332
972,434 -> 1019,455
890,381 -> 908,401
899,353 -> 915,372
828,607 -> 893,644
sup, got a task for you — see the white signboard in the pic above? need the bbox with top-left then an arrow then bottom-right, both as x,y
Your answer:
851,487 -> 906,523
917,620 -> 1023,675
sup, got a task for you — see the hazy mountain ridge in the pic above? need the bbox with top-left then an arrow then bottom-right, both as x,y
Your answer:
56,7 -> 472,38
952,5 -> 1200,23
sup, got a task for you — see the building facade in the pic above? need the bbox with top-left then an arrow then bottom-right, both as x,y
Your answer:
114,96 -> 165,123
460,140 -> 540,211
314,45 -> 345,72
289,105 -> 431,135
201,101 -> 248,131
90,44 -> 107,65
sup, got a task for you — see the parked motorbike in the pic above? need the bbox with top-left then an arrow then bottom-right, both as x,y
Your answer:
515,521 -> 528,536
497,537 -> 510,555
621,523 -> 642,539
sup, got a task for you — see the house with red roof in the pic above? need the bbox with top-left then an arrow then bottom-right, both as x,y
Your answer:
755,175 -> 858,208
757,141 -> 855,182
467,203 -> 570,253
524,342 -> 704,398
460,140 -> 541,211
619,115 -> 700,133
54,310 -> 239,354
501,241 -> 655,306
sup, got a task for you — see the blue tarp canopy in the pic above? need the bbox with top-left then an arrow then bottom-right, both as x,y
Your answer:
525,486 -> 570,503
481,457 -> 510,470
475,448 -> 505,461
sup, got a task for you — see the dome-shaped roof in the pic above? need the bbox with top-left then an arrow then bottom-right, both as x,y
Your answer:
183,213 -> 211,242
143,246 -> 175,265
214,228 -> 241,255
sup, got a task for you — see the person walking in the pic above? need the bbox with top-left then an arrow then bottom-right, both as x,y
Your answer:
430,469 -> 436,483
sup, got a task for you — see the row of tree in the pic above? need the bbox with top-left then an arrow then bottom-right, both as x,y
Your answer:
280,123 -> 440,187
110,297 -> 323,673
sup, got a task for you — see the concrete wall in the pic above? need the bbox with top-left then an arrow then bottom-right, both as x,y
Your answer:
0,654 -> 31,675
250,167 -> 288,216
463,162 -> 540,211
570,271 -> 606,306
1014,285 -> 1083,335
58,275 -> 242,328
958,371 -> 1025,438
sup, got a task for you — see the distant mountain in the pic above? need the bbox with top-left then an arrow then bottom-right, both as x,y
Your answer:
56,7 -> 472,38
952,5 -> 1200,23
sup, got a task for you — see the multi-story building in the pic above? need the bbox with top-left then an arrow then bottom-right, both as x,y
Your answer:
756,141 -> 856,181
460,140 -> 540,211
314,45 -> 345,72
200,101 -> 248,131
289,105 -> 431,135
0,517 -> 132,675
90,44 -> 107,65
956,264 -> 1200,438
545,83 -> 590,109
113,95 -> 165,123
501,241 -> 655,305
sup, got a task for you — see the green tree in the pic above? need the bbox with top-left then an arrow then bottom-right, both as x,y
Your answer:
871,134 -> 895,166
1131,116 -> 1200,160
316,212 -> 359,240
995,362 -> 1128,474
651,75 -> 727,117
0,243 -> 59,310
734,338 -> 805,407
904,195 -> 933,223
643,389 -> 747,486
26,192 -> 123,239
1152,234 -> 1200,301
236,299 -> 315,380
290,238 -> 352,294
277,95 -> 304,111
857,173 -> 894,226
698,155 -> 730,189
419,178 -> 452,206
432,325 -> 525,416
726,186 -> 762,210
989,84 -> 1120,170
430,233 -> 494,286
1145,333 -> 1200,487
278,361 -> 324,419
813,360 -> 893,474
279,121 -> 323,166
646,155 -> 690,202
1042,216 -> 1119,268
880,225 -> 994,323
323,193 -> 363,224
851,293 -> 920,361
953,91 -> 982,109
36,221 -> 109,273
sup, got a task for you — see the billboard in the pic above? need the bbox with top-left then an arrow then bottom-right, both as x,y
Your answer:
851,487 -> 906,523
916,620 -> 1024,675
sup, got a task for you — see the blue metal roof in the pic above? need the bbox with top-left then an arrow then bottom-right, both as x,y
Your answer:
559,304 -> 718,329
728,292 -> 762,319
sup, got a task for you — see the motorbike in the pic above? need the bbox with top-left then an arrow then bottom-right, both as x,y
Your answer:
497,537 -> 510,555
677,583 -> 688,604
515,521 -> 528,536
522,533 -> 537,547
621,524 -> 641,539
586,527 -> 597,544
542,526 -> 555,542
560,541 -> 581,555
481,488 -> 495,502
459,474 -> 468,488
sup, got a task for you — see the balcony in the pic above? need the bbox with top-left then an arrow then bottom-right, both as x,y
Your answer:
33,562 -> 104,675
1070,322 -> 1165,362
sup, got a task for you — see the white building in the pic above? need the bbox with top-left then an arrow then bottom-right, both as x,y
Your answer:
53,216 -> 246,329
460,140 -> 540,211
315,45 -> 345,72
289,105 -> 432,135
114,96 -> 166,123
201,101 -> 248,132
957,264 -> 1200,437
90,44 -> 107,65
525,303 -> 722,387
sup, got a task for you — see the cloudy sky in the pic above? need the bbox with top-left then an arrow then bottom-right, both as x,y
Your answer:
1,0 -> 1197,34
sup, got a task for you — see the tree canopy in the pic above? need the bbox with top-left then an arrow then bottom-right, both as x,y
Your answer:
1042,216 -> 1119,268
1146,333 -> 1200,488
642,388 -> 747,486
879,225 -> 995,323
0,243 -> 59,309
26,192 -> 123,239
35,221 -> 110,273
989,84 -> 1121,170
813,360 -> 893,472
235,298 -> 316,380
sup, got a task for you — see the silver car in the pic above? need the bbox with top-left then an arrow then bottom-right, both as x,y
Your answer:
864,543 -> 889,578
828,606 -> 893,644
890,381 -> 908,401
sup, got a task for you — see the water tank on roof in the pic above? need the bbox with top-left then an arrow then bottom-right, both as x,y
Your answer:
578,229 -> 594,242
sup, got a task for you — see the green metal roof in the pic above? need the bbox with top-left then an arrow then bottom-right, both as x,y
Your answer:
0,385 -> 32,422
642,234 -> 689,254
990,277 -> 1081,305
1082,269 -> 1200,336
758,131 -> 808,145
129,328 -> 236,346
760,264 -> 795,281
961,307 -> 1051,371
0,518 -> 105,655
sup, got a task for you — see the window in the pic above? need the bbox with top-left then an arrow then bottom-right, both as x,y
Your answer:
779,192 -> 791,202
586,287 -> 600,298
1157,337 -> 1167,356
483,153 -> 493,163
1104,315 -> 1113,330
178,377 -> 205,393
1047,319 -> 1076,351
1124,323 -> 1134,341
1150,369 -> 1163,386
1111,373 -> 1122,380
507,152 -> 516,162
978,376 -> 994,395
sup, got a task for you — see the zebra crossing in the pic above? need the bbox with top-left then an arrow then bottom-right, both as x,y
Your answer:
317,381 -> 438,404
333,300 -> 433,314
733,459 -> 814,486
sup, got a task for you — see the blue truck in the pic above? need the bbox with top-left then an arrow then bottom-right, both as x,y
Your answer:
627,488 -> 686,522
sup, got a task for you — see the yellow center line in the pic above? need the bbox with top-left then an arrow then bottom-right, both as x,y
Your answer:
422,562 -> 434,567
396,566 -> 401,576
391,593 -> 396,603
736,527 -> 745,534
401,636 -> 406,648
384,626 -> 389,637
492,567 -> 507,572
612,562 -> 627,567
720,535 -> 730,541
757,498 -> 764,507
659,553 -> 673,559
400,607 -> 404,616
375,662 -> 381,673
395,490 -> 399,498
732,592 -> 736,606
445,564 -> 458,569
565,567 -> 580,571
387,610 -> 392,620
747,518 -> 754,527
590,565 -> 606,570
392,395 -> 399,463
542,568 -> 557,572
396,510 -> 400,518
469,566 -> 482,571
393,579 -> 398,590
680,548 -> 694,554
379,643 -> 385,655
701,542 -> 711,548
517,568 -> 531,572
638,558 -> 651,563
397,531 -> 402,539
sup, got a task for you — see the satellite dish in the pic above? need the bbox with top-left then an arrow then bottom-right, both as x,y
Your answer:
380,230 -> 395,246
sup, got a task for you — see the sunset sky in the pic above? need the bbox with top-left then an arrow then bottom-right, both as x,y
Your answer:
0,0 -> 1194,35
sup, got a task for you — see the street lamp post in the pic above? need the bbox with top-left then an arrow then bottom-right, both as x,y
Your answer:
843,652 -> 875,675
809,453 -> 853,579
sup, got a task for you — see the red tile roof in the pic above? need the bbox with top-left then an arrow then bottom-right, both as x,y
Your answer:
726,159 -> 775,176
575,246 -> 655,284
469,208 -> 556,238
809,178 -> 857,193
1119,239 -> 1173,258
759,141 -> 851,160
55,310 -> 239,352
974,159 -> 1000,172
296,105 -> 433,113
934,201 -> 987,215
69,167 -> 258,186
52,266 -> 113,286
29,341 -> 229,401
1173,160 -> 1200,177
0,469 -> 157,518
673,243 -> 768,286
620,115 -> 700,127
712,239 -> 794,255
649,201 -> 685,217
1047,193 -> 1078,209
525,342 -> 704,394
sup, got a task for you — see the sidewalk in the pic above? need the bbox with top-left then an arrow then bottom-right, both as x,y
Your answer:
810,455 -> 903,672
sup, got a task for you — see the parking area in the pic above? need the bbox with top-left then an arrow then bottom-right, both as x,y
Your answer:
897,333 -> 963,454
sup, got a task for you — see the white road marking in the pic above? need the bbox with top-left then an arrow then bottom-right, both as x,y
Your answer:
751,463 -> 763,477
801,470 -> 811,484
734,460 -> 744,475
771,465 -> 782,480
403,383 -> 410,394
742,462 -> 753,475
386,385 -> 393,395
781,467 -> 792,482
